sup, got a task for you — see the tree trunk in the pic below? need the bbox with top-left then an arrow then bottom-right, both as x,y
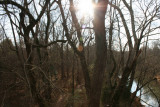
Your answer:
66,43 -> 69,78
79,53 -> 91,99
71,53 -> 75,107
24,35 -> 45,107
111,66 -> 131,106
89,1 -> 108,107
76,56 -> 81,85
60,42 -> 65,79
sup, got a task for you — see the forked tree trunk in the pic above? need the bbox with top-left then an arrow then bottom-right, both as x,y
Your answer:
24,34 -> 45,107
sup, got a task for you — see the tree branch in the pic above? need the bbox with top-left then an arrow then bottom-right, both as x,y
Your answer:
32,40 -> 67,48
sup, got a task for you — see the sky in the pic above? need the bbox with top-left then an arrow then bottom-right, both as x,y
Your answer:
0,0 -> 160,50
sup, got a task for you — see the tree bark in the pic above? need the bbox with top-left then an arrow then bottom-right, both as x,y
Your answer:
24,32 -> 45,107
60,42 -> 65,79
89,1 -> 108,107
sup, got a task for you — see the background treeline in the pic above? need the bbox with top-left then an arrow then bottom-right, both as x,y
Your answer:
1,38 -> 160,106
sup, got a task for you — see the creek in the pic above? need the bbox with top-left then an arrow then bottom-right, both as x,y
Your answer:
131,81 -> 159,107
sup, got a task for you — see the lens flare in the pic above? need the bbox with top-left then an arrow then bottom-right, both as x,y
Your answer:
77,0 -> 94,17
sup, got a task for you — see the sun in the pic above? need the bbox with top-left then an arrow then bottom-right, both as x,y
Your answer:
77,0 -> 94,17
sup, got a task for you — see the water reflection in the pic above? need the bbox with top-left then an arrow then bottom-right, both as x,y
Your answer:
131,81 -> 159,107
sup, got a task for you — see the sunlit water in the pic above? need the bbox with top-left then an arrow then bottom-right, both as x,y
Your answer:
131,81 -> 159,107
